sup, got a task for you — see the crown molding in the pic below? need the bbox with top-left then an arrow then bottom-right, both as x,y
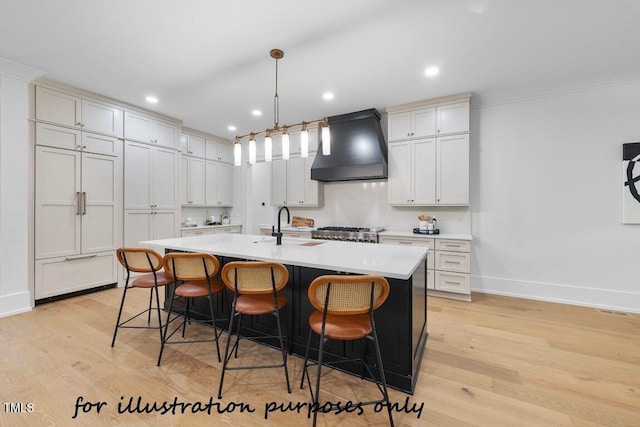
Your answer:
0,57 -> 44,82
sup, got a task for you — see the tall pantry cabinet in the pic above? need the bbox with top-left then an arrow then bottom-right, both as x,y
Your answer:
33,85 -> 122,299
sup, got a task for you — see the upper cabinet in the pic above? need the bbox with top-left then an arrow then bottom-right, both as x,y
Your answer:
181,134 -> 205,157
35,86 -> 124,137
387,94 -> 470,142
387,93 -> 471,206
270,155 -> 322,207
124,111 -> 179,150
205,138 -> 233,164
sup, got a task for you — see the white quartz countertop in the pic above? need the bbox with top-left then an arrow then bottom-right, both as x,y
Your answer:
379,230 -> 473,241
141,233 -> 427,280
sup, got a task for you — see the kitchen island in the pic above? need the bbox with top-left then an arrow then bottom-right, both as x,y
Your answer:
142,233 -> 428,393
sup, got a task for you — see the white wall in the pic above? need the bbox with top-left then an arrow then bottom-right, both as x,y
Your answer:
0,58 -> 42,318
471,80 -> 640,313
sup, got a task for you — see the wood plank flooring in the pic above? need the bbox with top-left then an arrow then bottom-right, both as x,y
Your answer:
1,289 -> 638,426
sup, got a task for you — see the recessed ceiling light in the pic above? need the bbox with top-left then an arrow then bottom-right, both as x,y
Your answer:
323,92 -> 334,101
424,67 -> 439,77
228,125 -> 237,131
252,110 -> 262,116
145,95 -> 158,104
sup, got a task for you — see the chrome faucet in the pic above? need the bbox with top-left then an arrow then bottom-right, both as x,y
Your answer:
272,206 -> 290,245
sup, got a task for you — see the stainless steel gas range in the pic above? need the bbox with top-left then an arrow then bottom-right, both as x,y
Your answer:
310,226 -> 385,243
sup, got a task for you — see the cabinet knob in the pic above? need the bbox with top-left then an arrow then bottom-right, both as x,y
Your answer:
76,122 -> 82,127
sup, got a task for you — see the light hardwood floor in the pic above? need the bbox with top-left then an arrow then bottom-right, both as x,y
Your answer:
1,288 -> 638,426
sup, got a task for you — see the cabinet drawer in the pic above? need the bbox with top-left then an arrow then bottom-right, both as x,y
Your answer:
380,236 -> 434,270
427,268 -> 435,290
181,228 -> 213,237
435,239 -> 470,252
282,231 -> 312,239
35,252 -> 117,299
215,226 -> 242,234
435,271 -> 470,294
435,251 -> 470,273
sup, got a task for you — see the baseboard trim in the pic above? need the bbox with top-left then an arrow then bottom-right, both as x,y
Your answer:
472,275 -> 640,314
0,291 -> 33,318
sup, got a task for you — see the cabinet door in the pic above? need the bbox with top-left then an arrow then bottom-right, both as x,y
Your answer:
412,138 -> 437,204
205,160 -> 218,205
437,102 -> 469,135
35,122 -> 82,151
153,147 -> 179,209
189,157 -> 206,205
287,156 -> 305,204
179,156 -> 189,205
387,142 -> 412,205
153,211 -> 178,240
124,111 -> 154,143
124,141 -> 153,209
216,163 -> 233,206
123,211 -> 152,247
81,133 -> 119,156
188,135 -> 205,157
270,159 -> 288,205
217,142 -> 233,164
412,108 -> 436,138
81,153 -> 119,253
153,120 -> 179,149
388,112 -> 412,141
81,99 -> 123,137
437,134 -> 469,205
35,86 -> 81,128
35,146 -> 81,259
302,155 -> 320,205
205,139 -> 218,160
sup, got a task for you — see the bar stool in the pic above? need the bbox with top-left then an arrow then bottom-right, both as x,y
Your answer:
157,252 -> 224,366
300,275 -> 394,427
217,261 -> 290,398
112,247 -> 172,347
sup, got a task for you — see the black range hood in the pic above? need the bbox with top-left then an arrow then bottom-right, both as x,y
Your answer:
311,108 -> 387,182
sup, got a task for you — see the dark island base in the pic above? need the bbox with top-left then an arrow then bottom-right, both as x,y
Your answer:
165,255 -> 428,394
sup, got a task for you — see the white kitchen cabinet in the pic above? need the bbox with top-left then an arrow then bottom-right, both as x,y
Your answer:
124,141 -> 179,210
379,235 -> 471,300
206,138 -> 233,164
180,156 -> 205,205
34,145 -> 120,299
214,225 -> 242,234
388,138 -> 436,205
270,155 -> 322,206
35,146 -> 120,259
35,86 -> 123,137
181,134 -> 205,157
205,160 -> 233,207
181,228 -> 214,237
436,101 -> 469,135
124,111 -> 179,149
436,134 -> 469,205
36,122 -> 120,157
123,210 -> 178,247
388,107 -> 436,141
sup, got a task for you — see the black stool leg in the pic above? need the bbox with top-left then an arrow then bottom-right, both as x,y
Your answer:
371,328 -> 394,427
207,291 -> 221,363
300,328 -> 313,389
111,277 -> 130,347
157,284 -> 177,366
218,306 -> 237,399
153,285 -> 164,342
312,331 -> 326,427
274,306 -> 291,393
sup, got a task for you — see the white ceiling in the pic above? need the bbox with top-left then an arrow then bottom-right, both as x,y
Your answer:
1,0 -> 640,139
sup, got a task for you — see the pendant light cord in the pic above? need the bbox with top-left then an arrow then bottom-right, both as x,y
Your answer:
274,56 -> 279,128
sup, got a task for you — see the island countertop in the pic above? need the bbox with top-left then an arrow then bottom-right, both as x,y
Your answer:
141,233 -> 427,280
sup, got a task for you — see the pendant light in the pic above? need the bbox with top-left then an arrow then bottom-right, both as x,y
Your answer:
233,49 -> 331,165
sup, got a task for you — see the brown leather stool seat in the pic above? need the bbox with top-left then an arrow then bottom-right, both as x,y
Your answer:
217,261 -> 291,399
112,248 -> 171,347
157,252 -> 225,366
300,275 -> 395,427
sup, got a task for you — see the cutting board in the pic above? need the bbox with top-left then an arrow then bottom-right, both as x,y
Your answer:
291,216 -> 314,228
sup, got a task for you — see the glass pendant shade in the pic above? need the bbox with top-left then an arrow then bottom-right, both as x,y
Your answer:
322,125 -> 331,155
300,128 -> 309,158
234,142 -> 242,166
264,135 -> 273,162
248,135 -> 256,164
282,132 -> 290,160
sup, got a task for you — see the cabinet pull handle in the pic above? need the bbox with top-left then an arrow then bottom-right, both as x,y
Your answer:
76,122 -> 82,127
82,192 -> 87,214
76,192 -> 81,215
65,254 -> 97,261
445,280 -> 458,285
445,260 -> 460,264
398,241 -> 412,245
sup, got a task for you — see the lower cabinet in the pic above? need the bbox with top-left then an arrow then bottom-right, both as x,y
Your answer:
181,225 -> 242,237
34,252 -> 117,299
123,210 -> 178,247
379,235 -> 471,301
